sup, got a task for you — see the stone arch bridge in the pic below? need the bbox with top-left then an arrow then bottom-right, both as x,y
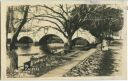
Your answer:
9,27 -> 96,44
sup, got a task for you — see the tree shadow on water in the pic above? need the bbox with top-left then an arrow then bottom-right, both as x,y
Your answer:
96,49 -> 117,76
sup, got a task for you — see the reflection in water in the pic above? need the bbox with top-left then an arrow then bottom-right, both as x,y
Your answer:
15,43 -> 64,67
15,44 -> 44,55
15,44 -> 45,68
15,43 -> 64,55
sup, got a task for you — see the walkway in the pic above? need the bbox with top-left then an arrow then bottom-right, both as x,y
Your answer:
40,48 -> 97,77
109,40 -> 123,76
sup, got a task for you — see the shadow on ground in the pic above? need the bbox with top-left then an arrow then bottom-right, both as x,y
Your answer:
96,49 -> 118,76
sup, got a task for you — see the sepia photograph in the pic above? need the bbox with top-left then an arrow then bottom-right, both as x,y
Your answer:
1,2 -> 127,79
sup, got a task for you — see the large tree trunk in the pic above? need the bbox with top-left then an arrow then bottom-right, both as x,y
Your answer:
68,37 -> 73,50
65,30 -> 77,51
10,6 -> 29,51
7,50 -> 18,73
65,35 -> 73,51
8,6 -> 29,72
63,35 -> 73,53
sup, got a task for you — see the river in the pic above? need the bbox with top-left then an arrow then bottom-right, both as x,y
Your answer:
14,43 -> 64,68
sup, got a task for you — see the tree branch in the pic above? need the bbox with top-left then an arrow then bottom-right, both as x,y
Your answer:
10,5 -> 29,50
43,5 -> 67,22
58,4 -> 69,17
30,25 -> 68,38
34,14 -> 65,28
34,18 -> 67,38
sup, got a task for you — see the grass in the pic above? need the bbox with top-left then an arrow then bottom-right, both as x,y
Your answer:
96,49 -> 117,76
63,49 -> 118,76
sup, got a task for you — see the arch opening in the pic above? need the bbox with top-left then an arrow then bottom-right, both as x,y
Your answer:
17,36 -> 33,50
72,37 -> 90,50
72,28 -> 96,44
39,34 -> 64,54
18,36 -> 33,44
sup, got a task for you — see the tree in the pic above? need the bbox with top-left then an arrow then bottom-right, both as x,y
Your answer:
10,4 -> 110,51
72,4 -> 123,49
9,6 -> 29,50
31,4 -> 90,50
6,6 -> 29,72
7,4 -> 123,53
7,5 -> 86,71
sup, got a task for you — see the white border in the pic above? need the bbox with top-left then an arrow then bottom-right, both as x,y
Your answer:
1,1 -> 127,80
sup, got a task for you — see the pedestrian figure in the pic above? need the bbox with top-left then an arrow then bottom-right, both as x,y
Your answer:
102,39 -> 108,51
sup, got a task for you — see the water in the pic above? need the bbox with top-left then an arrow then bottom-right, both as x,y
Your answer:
15,45 -> 44,55
15,43 -> 64,68
15,43 -> 64,55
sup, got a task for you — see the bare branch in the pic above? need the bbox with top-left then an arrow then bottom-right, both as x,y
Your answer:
30,25 -> 68,38
58,4 -> 69,16
34,14 -> 65,28
34,18 -> 68,38
43,5 -> 67,22
35,18 -> 61,30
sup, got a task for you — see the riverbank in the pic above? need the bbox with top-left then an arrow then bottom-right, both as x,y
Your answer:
40,48 -> 96,77
7,50 -> 80,78
63,40 -> 122,77
6,40 -> 122,78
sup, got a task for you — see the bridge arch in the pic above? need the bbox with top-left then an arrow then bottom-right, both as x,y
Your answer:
39,34 -> 64,45
35,27 -> 67,43
17,27 -> 68,43
72,37 -> 89,46
39,34 -> 64,54
17,27 -> 96,45
72,28 -> 96,44
18,36 -> 33,44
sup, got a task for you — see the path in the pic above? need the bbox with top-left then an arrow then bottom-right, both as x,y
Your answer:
40,48 -> 97,77
109,40 -> 123,76
94,40 -> 123,76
